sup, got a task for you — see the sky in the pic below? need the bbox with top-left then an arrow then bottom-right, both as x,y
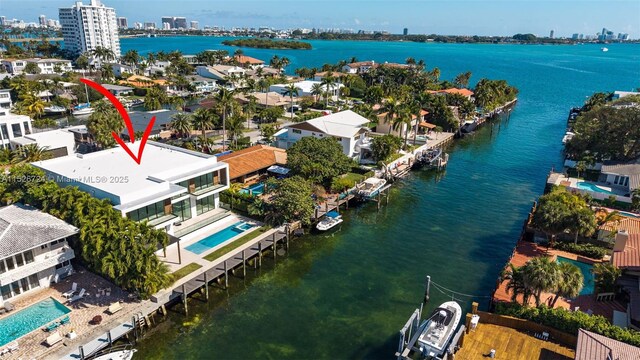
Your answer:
0,0 -> 638,38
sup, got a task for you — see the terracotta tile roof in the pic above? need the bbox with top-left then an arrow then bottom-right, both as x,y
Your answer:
575,329 -> 640,360
234,55 -> 264,65
120,75 -> 168,88
612,233 -> 640,270
427,88 -> 475,97
377,110 -> 427,121
217,145 -> 287,180
345,61 -> 375,68
601,217 -> 640,234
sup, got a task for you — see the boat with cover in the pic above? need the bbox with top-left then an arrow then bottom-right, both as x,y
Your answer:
357,177 -> 387,198
417,301 -> 462,358
316,210 -> 343,231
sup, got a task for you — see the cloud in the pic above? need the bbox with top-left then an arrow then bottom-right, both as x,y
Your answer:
354,18 -> 361,25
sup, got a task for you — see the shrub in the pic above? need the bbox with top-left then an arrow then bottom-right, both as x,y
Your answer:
495,302 -> 640,346
554,242 -> 608,259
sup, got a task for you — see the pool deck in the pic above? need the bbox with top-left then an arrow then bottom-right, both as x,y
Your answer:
493,241 -> 626,321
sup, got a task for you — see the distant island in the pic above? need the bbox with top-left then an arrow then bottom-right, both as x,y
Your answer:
222,38 -> 312,50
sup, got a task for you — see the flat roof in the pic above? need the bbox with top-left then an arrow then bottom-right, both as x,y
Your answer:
33,141 -> 228,210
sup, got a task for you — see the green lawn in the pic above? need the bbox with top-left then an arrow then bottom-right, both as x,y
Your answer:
170,263 -> 202,283
204,226 -> 271,262
341,172 -> 365,185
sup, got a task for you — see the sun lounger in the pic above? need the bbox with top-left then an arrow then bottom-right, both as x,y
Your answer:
45,332 -> 63,347
62,282 -> 78,298
45,321 -> 60,332
68,288 -> 86,303
59,315 -> 71,325
7,341 -> 18,352
106,302 -> 123,315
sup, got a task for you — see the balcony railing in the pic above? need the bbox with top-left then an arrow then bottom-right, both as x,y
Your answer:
0,246 -> 75,286
192,183 -> 227,196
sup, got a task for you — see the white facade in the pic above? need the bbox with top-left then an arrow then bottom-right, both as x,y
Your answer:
269,80 -> 343,99
342,61 -> 375,74
111,63 -> 134,77
59,0 -> 121,58
11,128 -> 76,157
1,59 -> 27,74
196,65 -> 246,81
0,204 -> 78,307
34,141 -> 230,235
274,110 -> 370,160
0,90 -> 33,150
1,58 -> 72,75
145,60 -> 171,76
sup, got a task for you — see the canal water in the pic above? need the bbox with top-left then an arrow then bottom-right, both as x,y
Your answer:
121,38 -> 640,359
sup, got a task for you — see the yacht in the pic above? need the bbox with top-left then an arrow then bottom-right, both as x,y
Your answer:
316,211 -> 343,231
357,177 -> 387,198
601,47 -> 609,52
44,105 -> 67,114
73,83 -> 94,116
88,347 -> 136,360
417,301 -> 462,359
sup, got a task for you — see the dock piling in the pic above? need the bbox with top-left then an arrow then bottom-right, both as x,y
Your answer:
424,275 -> 431,303
224,261 -> 228,289
204,272 -> 209,301
182,284 -> 188,315
242,250 -> 246,277
258,242 -> 263,267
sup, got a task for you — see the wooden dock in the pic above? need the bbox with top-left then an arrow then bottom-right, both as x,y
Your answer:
312,193 -> 356,221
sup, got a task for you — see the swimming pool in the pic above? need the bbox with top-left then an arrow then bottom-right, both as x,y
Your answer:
575,182 -> 615,195
239,183 -> 264,196
0,297 -> 71,347
619,211 -> 640,219
185,221 -> 256,255
556,256 -> 595,296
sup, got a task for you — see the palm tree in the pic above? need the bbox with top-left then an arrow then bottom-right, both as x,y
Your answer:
522,256 -> 561,307
244,95 -> 258,129
12,144 -> 52,164
191,108 -> 217,139
122,49 -> 140,68
632,188 -> 640,211
169,112 -> 193,138
430,67 -> 441,82
144,87 -> 166,111
226,115 -> 245,149
550,262 -> 583,307
592,263 -> 621,294
454,71 -> 472,88
504,264 -> 532,305
311,82 -> 324,104
214,88 -> 235,151
382,96 -> 402,134
100,63 -> 114,81
281,83 -> 300,120
571,207 -> 597,244
393,107 -> 413,147
90,46 -> 115,65
320,74 -> 336,107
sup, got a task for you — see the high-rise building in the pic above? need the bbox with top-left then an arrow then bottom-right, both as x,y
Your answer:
571,33 -> 579,40
618,33 -> 629,41
39,15 -> 47,27
174,17 -> 187,29
0,16 -> 5,26
403,28 -> 408,36
549,30 -> 554,38
59,0 -> 121,58
117,17 -> 128,29
134,22 -> 142,30
144,22 -> 156,30
161,16 -> 174,29
190,21 -> 199,30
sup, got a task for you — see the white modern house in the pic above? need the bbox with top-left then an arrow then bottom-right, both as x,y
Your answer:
186,75 -> 218,94
0,89 -> 33,150
269,80 -> 343,99
34,141 -> 230,235
144,60 -> 171,77
11,128 -> 76,157
59,0 -> 121,59
342,61 -> 376,74
0,204 -> 79,307
196,65 -> 246,82
27,58 -> 73,74
274,110 -> 371,161
599,161 -> 640,196
111,63 -> 135,77
1,59 -> 27,74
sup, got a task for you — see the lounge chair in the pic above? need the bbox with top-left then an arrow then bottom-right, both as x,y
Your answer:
62,282 -> 78,298
45,332 -> 63,347
45,321 -> 60,332
59,315 -> 71,325
7,341 -> 18,352
106,302 -> 123,315
68,288 -> 86,303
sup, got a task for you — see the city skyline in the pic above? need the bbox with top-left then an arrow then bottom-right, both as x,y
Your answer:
0,0 -> 638,38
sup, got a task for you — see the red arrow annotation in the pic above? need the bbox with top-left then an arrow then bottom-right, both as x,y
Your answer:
80,78 -> 155,165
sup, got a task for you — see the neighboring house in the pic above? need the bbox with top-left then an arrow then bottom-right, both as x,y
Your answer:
1,59 -> 27,74
144,60 -> 171,76
0,89 -> 11,115
33,141 -> 230,235
269,80 -> 344,99
428,88 -> 475,100
119,75 -> 170,89
196,65 -> 246,82
186,75 -> 217,94
182,55 -> 200,65
613,90 -> 640,100
0,203 -> 79,307
575,328 -> 640,359
233,91 -> 289,109
275,110 -> 371,161
342,61 -> 376,74
375,109 -> 428,137
599,161 -> 640,195
313,71 -> 344,81
234,55 -> 265,69
0,89 -> 32,150
610,230 -> 640,328
26,58 -> 73,74
111,63 -> 135,77
217,145 -> 287,184
121,109 -> 179,140
100,84 -> 134,96
10,128 -> 76,157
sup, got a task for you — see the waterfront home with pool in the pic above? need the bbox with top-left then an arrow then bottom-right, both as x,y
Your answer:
547,172 -> 632,203
217,145 -> 288,185
33,141 -> 230,236
611,230 -> 640,329
0,204 -> 78,309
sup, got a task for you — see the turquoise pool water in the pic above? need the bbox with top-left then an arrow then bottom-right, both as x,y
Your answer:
0,297 -> 71,347
556,256 -> 595,296
185,222 -> 256,255
620,211 -> 640,219
240,183 -> 265,196
576,182 -> 615,195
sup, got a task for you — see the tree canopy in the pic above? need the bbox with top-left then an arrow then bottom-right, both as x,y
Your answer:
287,137 -> 354,185
530,187 -> 596,244
267,176 -> 315,225
371,134 -> 403,162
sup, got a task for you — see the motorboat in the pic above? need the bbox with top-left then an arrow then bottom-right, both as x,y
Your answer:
417,301 -> 462,358
91,349 -> 136,360
73,83 -> 93,116
316,210 -> 343,231
44,105 -> 67,114
562,131 -> 575,144
601,47 -> 609,52
357,177 -> 387,198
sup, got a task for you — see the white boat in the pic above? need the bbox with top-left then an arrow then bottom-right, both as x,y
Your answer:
44,105 -> 67,114
601,47 -> 609,52
73,83 -> 93,116
562,131 -> 575,144
417,301 -> 462,358
316,211 -> 343,231
357,177 -> 387,198
91,349 -> 136,360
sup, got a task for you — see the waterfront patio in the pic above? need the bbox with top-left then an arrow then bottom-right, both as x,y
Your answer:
0,267 -> 139,360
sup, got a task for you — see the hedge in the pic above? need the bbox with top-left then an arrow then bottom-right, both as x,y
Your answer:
495,302 -> 640,346
554,242 -> 608,259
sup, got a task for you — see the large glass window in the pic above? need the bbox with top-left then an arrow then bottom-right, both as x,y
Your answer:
0,124 -> 8,140
196,194 -> 216,215
11,123 -> 21,138
20,278 -> 29,292
0,260 -> 5,274
5,257 -> 14,271
172,199 -> 192,221
127,200 -> 167,223
193,173 -> 214,192
15,254 -> 24,267
23,250 -> 34,264
28,274 -> 39,289
23,122 -> 30,135
0,284 -> 11,300
10,281 -> 21,295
